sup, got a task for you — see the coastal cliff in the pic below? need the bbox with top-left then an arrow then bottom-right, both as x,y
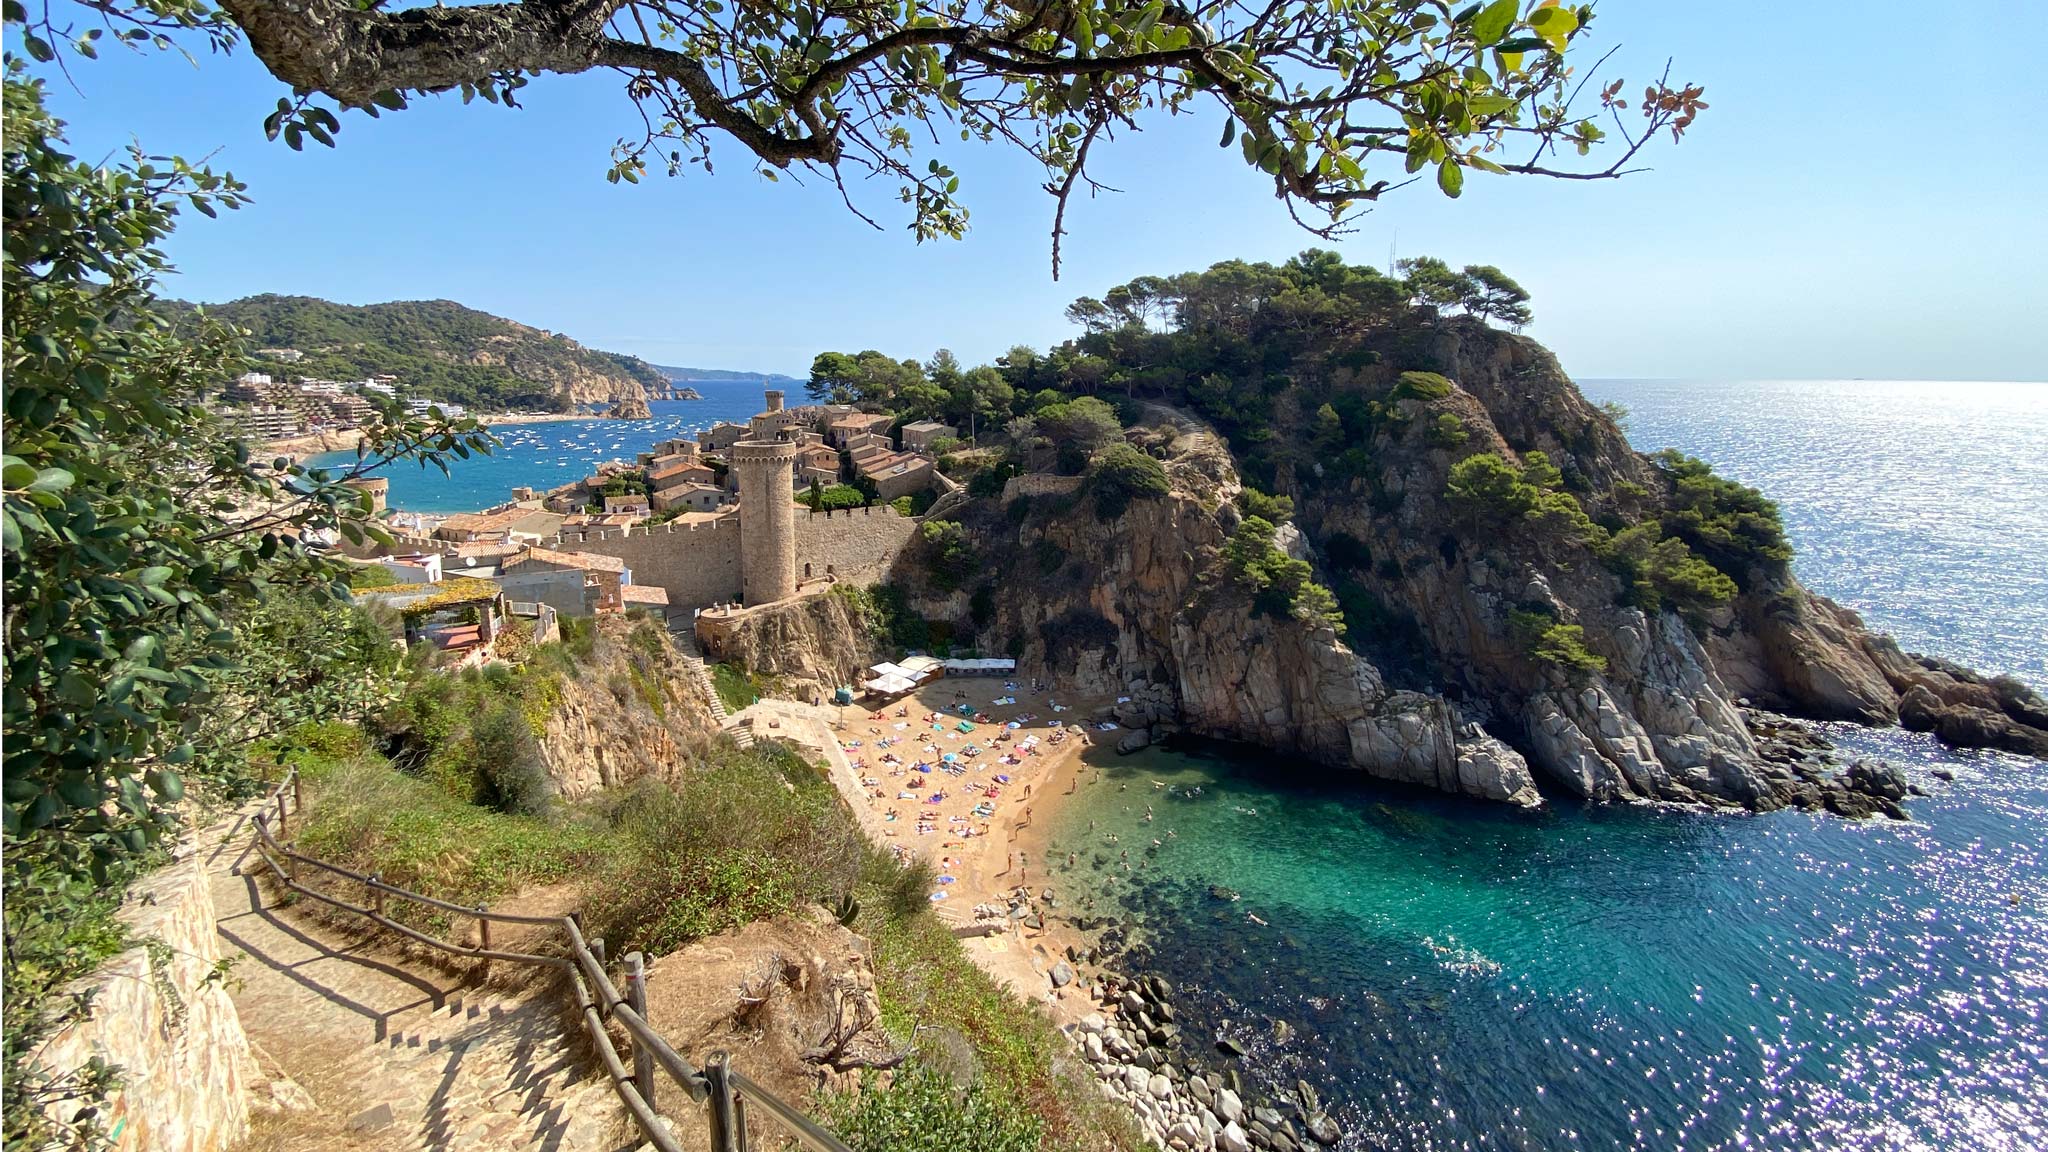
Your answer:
716,313 -> 2042,815
533,620 -> 722,799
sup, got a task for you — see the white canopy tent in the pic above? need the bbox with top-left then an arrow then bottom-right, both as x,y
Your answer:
942,657 -> 1017,675
862,673 -> 919,698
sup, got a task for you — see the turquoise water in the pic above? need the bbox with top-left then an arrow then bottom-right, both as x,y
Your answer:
306,380 -> 771,513
1048,380 -> 2048,1151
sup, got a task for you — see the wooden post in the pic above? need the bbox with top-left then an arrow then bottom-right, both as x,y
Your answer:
476,907 -> 491,953
276,790 -> 288,836
592,936 -> 607,968
370,876 -> 384,919
626,952 -> 654,1110
292,772 -> 303,813
707,1053 -> 740,1152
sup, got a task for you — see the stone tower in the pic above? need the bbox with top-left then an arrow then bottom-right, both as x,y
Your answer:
732,437 -> 798,605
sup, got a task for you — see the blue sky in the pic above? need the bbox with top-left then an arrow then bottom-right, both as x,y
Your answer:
32,1 -> 2048,381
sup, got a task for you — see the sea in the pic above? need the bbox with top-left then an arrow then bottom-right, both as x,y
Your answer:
1045,379 -> 2047,1152
305,379 -> 774,514
327,377 -> 2047,1150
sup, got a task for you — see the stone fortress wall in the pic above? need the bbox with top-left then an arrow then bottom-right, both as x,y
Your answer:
793,505 -> 919,585
537,505 -> 917,610
551,518 -> 746,608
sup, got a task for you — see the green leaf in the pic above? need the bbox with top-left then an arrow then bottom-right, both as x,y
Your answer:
1219,118 -> 1236,148
1471,0 -> 1519,47
1527,5 -> 1579,49
1437,157 -> 1464,197
29,467 -> 74,493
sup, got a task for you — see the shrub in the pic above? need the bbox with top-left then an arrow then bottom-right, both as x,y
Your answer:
1389,370 -> 1454,402
710,661 -> 760,713
966,461 -> 1018,499
1507,608 -> 1607,674
1650,450 -> 1793,583
823,1065 -> 1043,1152
1606,524 -> 1738,619
469,701 -> 553,815
1236,486 -> 1294,524
1220,517 -> 1344,633
347,563 -> 400,589
919,520 -> 978,591
584,746 -> 865,955
1086,443 -> 1170,519
1425,412 -> 1470,448
812,483 -> 867,510
1444,451 -> 1605,547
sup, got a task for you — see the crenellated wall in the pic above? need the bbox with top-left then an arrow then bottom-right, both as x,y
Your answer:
549,519 -> 746,608
33,843 -> 251,1152
793,505 -> 917,587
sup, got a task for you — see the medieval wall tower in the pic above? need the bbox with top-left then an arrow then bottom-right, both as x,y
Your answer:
731,436 -> 798,604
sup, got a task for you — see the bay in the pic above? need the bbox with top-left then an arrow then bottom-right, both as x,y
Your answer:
305,379 -> 772,514
1048,379 -> 2048,1152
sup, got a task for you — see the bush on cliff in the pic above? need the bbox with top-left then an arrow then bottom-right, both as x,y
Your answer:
918,520 -> 979,591
1607,524 -> 1739,619
1445,451 -> 1605,547
1087,443 -> 1171,519
1220,517 -> 1345,633
1650,450 -> 1793,584
1508,608 -> 1607,675
1237,486 -> 1295,524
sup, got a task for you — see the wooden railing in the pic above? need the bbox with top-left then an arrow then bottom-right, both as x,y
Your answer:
244,767 -> 854,1152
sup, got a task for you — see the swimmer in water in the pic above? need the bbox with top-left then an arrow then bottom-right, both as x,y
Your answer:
1247,912 -> 1267,926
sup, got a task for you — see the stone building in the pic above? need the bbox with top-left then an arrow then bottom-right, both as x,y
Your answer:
900,420 -> 957,453
371,391 -> 919,615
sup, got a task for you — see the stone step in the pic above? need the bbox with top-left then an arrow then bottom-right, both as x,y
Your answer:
205,808 -> 633,1152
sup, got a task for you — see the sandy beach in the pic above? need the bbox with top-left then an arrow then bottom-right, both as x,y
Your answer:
731,677 -> 1116,1018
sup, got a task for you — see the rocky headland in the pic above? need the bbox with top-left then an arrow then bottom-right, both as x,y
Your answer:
717,316 -> 2044,818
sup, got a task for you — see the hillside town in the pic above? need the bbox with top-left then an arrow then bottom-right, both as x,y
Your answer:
209,368 -> 473,440
340,389 -> 954,667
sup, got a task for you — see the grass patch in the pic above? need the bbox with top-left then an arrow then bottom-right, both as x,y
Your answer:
850,861 -> 1137,1152
823,1065 -> 1043,1152
582,741 -> 862,955
292,751 -> 611,934
710,661 -> 760,713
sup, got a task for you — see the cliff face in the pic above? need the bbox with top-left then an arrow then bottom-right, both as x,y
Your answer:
701,591 -> 884,701
909,421 -> 1546,808
711,320 -> 2043,813
535,621 -> 722,799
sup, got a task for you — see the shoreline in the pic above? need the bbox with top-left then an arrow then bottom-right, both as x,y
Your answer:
257,411 -> 609,465
733,681 -> 1109,1017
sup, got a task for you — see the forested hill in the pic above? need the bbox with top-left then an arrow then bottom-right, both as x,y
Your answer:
652,364 -> 801,385
162,294 -> 667,412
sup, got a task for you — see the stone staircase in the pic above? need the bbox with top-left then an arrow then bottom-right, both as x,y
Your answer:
204,820 -> 634,1152
663,618 -> 730,726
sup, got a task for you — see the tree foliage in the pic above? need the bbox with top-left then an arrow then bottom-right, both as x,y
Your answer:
18,0 -> 1698,274
1,48 -> 489,1144
1086,442 -> 1169,519
1649,449 -> 1793,585
1220,516 -> 1342,633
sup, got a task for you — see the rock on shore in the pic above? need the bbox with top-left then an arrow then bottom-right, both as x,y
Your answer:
1068,970 -> 1343,1152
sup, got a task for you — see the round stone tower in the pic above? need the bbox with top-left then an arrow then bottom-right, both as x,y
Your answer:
731,438 -> 799,605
